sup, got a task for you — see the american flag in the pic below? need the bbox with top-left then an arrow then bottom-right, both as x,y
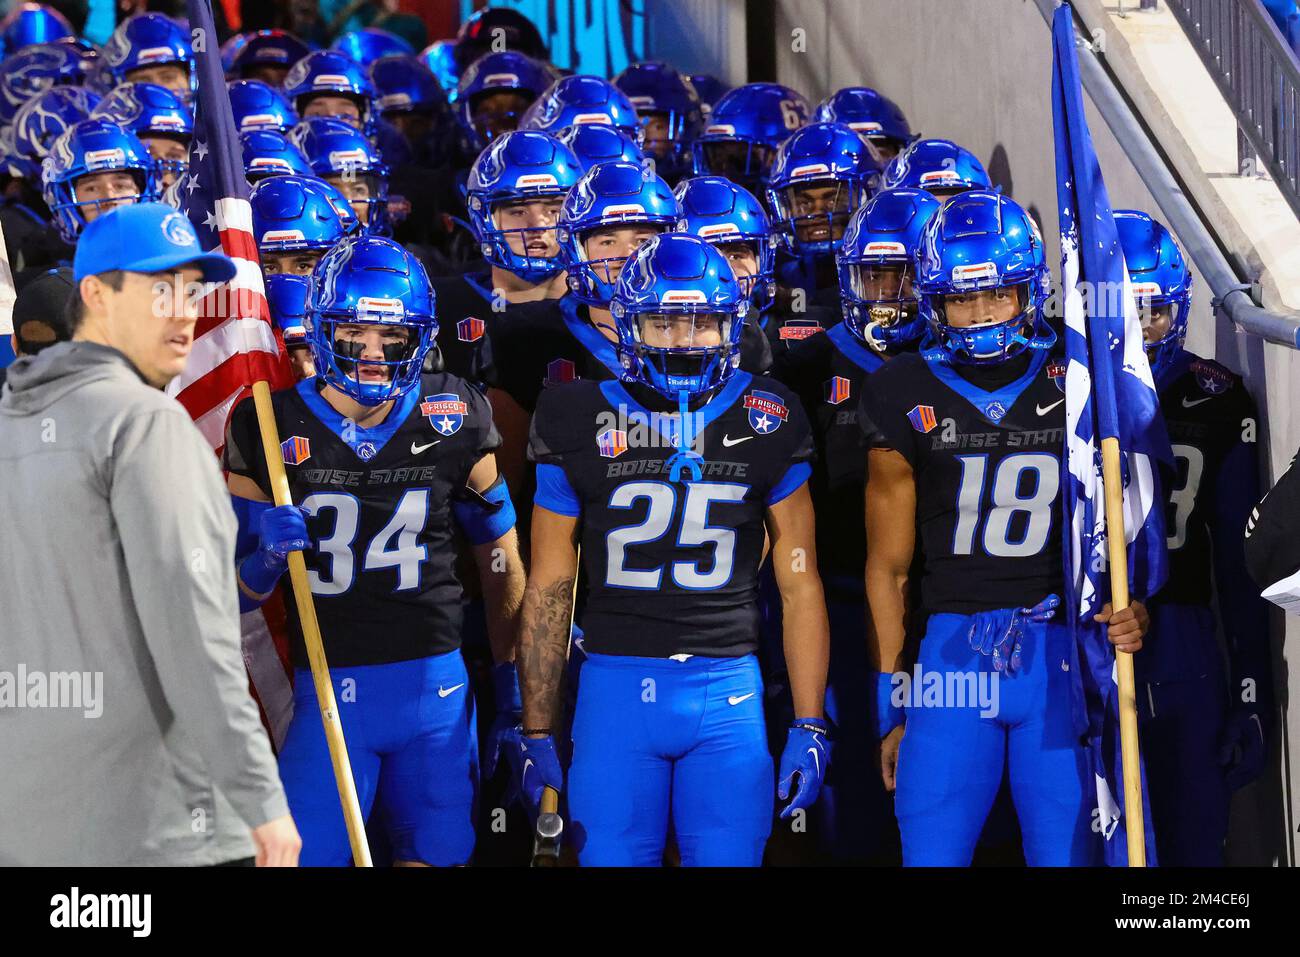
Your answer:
1051,2 -> 1171,866
167,0 -> 296,745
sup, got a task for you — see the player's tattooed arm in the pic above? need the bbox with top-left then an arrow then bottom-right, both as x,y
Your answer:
864,448 -> 916,673
467,454 -> 527,666
518,506 -> 580,732
767,482 -> 829,721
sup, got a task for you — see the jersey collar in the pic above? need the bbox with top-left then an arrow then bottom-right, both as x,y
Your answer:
297,377 -> 421,460
922,348 -> 1050,426
599,371 -> 754,448
559,294 -> 624,380
827,321 -> 885,374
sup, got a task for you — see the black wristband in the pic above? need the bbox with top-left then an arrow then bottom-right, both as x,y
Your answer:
522,728 -> 552,736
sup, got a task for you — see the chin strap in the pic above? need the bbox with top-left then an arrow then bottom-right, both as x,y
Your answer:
665,388 -> 703,484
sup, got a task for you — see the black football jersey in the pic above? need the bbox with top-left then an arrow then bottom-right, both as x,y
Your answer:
224,373 -> 500,668
491,294 -> 774,415
858,349 -> 1066,615
528,371 -> 814,658
770,321 -> 886,590
430,271 -> 498,387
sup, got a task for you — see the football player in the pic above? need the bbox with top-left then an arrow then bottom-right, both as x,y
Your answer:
225,28 -> 312,87
768,187 -> 939,861
283,49 -> 411,168
91,82 -> 193,190
227,79 -> 299,135
1117,209 -> 1272,866
612,60 -> 703,183
555,122 -> 645,174
292,116 -> 393,235
223,235 -> 525,866
332,28 -> 413,65
519,74 -> 644,146
101,13 -> 194,101
455,50 -> 552,157
881,138 -> 991,200
814,87 -> 914,162
240,129 -> 313,183
43,118 -> 159,243
859,191 -> 1148,865
691,82 -> 809,200
515,232 -> 830,865
767,120 -> 881,309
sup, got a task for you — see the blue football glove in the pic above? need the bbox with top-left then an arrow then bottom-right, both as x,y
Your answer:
510,734 -> 563,815
1219,709 -> 1267,791
240,504 -> 310,595
483,663 -> 522,781
967,594 -> 1059,675
777,718 -> 829,819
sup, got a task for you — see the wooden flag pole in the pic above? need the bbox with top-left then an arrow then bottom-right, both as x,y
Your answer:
1099,435 -> 1146,867
251,379 -> 373,867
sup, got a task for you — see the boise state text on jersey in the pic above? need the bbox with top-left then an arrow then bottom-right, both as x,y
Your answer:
224,371 -> 500,668
858,349 -> 1066,615
527,372 -> 813,657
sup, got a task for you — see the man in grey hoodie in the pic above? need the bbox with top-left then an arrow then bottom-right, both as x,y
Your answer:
0,202 -> 300,866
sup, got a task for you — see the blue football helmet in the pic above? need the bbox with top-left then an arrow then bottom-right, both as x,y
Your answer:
455,50 -> 551,151
265,272 -> 311,344
240,129 -> 313,182
333,28 -> 413,65
1114,209 -> 1193,377
307,234 -> 438,405
370,54 -> 446,118
102,13 -> 194,98
914,190 -> 1054,365
882,138 -> 990,196
418,39 -> 460,102
10,85 -> 99,181
520,75 -> 643,144
686,73 -> 730,118
610,232 -> 747,400
558,160 -> 681,305
227,79 -> 298,134
251,173 -> 357,257
91,82 -> 192,183
290,116 -> 390,235
227,29 -> 311,82
814,87 -> 913,159
554,122 -> 644,173
674,174 -> 776,312
613,61 -> 703,178
837,187 -> 941,351
0,3 -> 72,56
42,118 -> 158,242
691,82 -> 809,195
766,121 -> 881,256
283,50 -> 377,133
0,42 -> 105,125
465,129 -> 582,282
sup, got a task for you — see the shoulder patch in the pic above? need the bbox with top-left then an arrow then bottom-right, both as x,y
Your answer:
824,375 -> 851,405
1047,360 -> 1067,394
597,428 -> 628,458
1190,358 -> 1234,395
421,393 -> 468,435
457,316 -> 485,342
907,404 -> 938,434
280,435 -> 311,465
744,389 -> 789,434
544,357 -> 577,388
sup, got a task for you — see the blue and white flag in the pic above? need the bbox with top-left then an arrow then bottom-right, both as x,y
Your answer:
1051,1 -> 1172,866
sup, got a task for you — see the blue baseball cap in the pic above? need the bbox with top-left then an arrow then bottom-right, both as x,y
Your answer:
73,202 -> 239,283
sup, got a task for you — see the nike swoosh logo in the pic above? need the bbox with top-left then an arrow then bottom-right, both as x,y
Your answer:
721,435 -> 753,447
807,747 -> 820,777
1036,398 -> 1065,416
411,439 -> 441,454
1182,396 -> 1213,408
728,692 -> 755,706
437,683 -> 464,698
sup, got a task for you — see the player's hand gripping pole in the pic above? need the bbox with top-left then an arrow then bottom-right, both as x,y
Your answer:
251,379 -> 373,867
1100,436 -> 1145,867
531,786 -> 563,866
